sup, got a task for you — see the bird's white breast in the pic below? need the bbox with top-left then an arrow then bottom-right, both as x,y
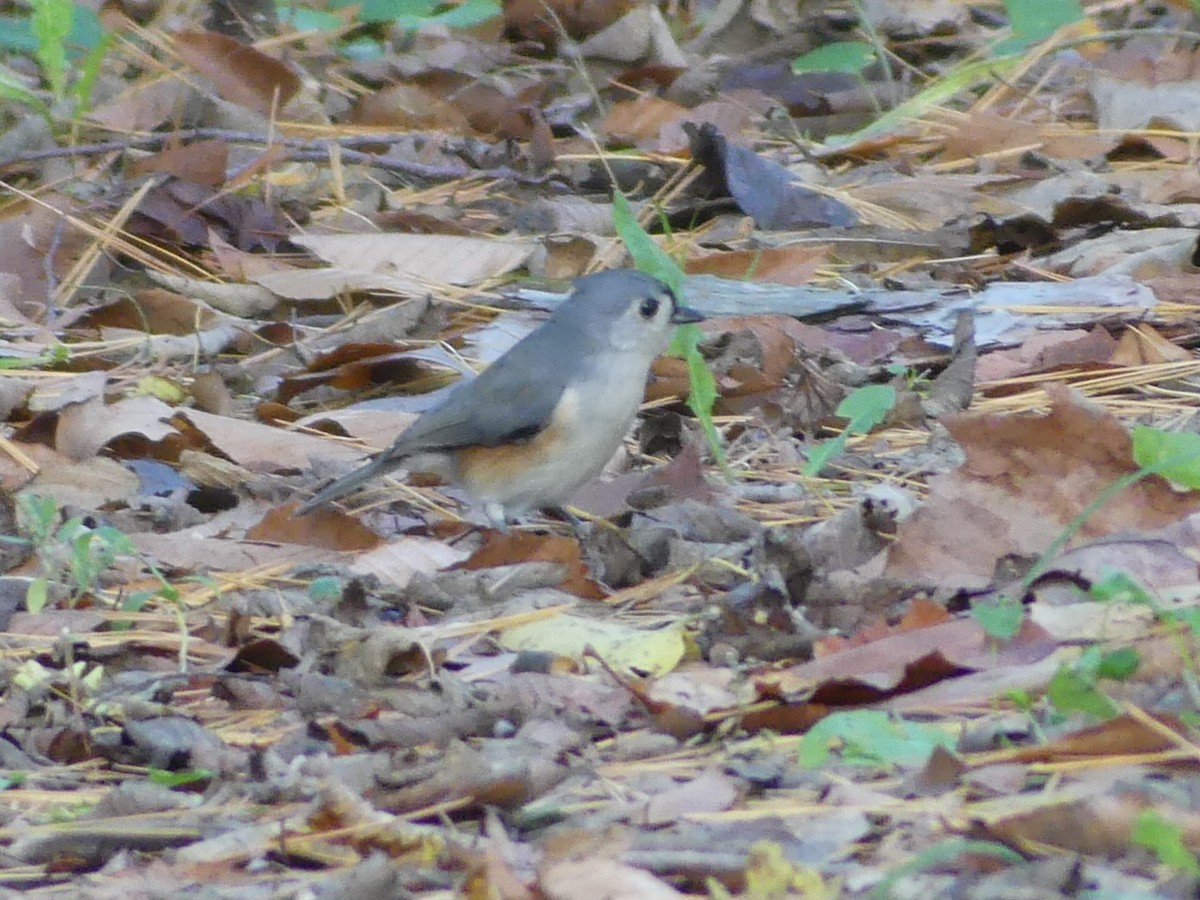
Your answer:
464,350 -> 653,516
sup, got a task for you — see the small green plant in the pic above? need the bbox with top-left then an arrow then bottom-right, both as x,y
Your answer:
0,344 -> 71,370
1091,569 -> 1200,644
1045,645 -> 1138,721
0,0 -> 109,123
47,799 -> 97,822
799,709 -> 956,769
0,772 -> 28,790
833,0 -> 1087,142
994,0 -> 1087,55
147,768 -> 214,788
973,425 -> 1200,641
803,384 -> 896,477
885,362 -> 931,391
792,0 -> 890,110
279,0 -> 500,60
1132,809 -> 1200,876
31,0 -> 72,101
12,494 -> 176,614
971,595 -> 1025,641
792,41 -> 878,76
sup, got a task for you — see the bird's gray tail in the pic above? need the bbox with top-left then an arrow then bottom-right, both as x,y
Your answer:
294,454 -> 390,516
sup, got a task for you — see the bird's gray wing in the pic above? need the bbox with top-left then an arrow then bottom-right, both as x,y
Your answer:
387,337 -> 575,455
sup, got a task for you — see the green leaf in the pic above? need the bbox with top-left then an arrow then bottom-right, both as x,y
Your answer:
339,36 -> 385,60
837,384 -> 894,428
309,576 -> 344,602
0,6 -> 102,55
327,0 -> 499,27
425,0 -> 500,28
799,710 -> 956,769
1005,689 -> 1034,713
970,595 -> 1024,641
277,5 -> 348,32
346,0 -> 436,23
1132,809 -> 1200,875
121,589 -> 158,613
66,4 -> 103,53
836,53 -> 1023,144
17,493 -> 58,545
1131,426 -> 1200,488
1095,646 -> 1139,681
25,577 -> 48,614
802,435 -> 844,479
792,41 -> 877,75
803,384 -> 895,477
30,0 -> 73,99
70,27 -> 111,113
611,191 -> 683,292
1175,608 -> 1200,639
0,357 -> 39,370
1088,569 -> 1155,605
0,16 -> 39,52
996,0 -> 1085,54
1046,662 -> 1119,720
147,768 -> 213,788
94,525 -> 135,555
80,663 -> 103,691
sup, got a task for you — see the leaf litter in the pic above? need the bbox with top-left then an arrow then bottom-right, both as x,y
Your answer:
3,0 -> 1200,897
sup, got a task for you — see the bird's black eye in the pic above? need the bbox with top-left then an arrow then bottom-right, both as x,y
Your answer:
639,296 -> 661,319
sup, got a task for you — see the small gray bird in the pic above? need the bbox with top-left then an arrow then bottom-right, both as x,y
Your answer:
296,269 -> 704,526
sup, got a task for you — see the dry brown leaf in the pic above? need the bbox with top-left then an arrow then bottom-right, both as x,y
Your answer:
577,6 -> 685,65
760,615 -> 1055,702
685,245 -> 829,285
173,30 -> 300,116
602,96 -> 686,146
540,857 -> 686,900
27,371 -> 106,414
1110,324 -> 1192,365
18,447 -> 139,509
503,0 -> 634,46
350,82 -> 470,131
348,537 -> 470,587
984,792 -> 1150,856
174,408 -> 366,473
886,385 -> 1200,588
249,503 -> 384,552
976,328 -> 1117,382
56,395 -> 177,461
640,769 -> 740,824
460,532 -> 605,600
290,233 -> 535,291
130,139 -> 228,187
77,288 -> 231,335
131,532 -> 332,571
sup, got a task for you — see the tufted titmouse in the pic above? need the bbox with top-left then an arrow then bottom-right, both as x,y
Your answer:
296,269 -> 704,526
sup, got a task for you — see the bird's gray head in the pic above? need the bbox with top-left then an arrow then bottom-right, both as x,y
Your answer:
555,270 -> 704,357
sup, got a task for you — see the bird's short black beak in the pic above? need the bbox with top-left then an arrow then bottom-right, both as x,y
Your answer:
670,304 -> 704,325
